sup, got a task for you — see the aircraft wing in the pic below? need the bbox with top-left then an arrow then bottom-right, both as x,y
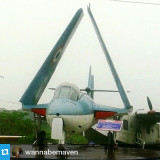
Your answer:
87,5 -> 132,113
22,104 -> 49,116
94,104 -> 128,119
20,8 -> 83,105
135,97 -> 160,124
136,113 -> 160,124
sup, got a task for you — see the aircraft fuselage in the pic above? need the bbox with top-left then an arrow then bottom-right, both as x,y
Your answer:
46,94 -> 96,133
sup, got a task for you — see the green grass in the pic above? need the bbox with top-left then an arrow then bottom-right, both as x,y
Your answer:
41,121 -> 88,144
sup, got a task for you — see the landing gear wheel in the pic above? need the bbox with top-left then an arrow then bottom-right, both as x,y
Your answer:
37,130 -> 47,149
58,144 -> 66,151
32,113 -> 47,150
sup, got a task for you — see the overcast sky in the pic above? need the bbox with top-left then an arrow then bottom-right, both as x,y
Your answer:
0,0 -> 160,112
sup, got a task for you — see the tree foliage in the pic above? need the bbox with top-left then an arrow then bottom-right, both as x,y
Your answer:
0,110 -> 34,136
0,110 -> 88,144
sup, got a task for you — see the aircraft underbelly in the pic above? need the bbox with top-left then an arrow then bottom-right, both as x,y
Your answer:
47,114 -> 94,133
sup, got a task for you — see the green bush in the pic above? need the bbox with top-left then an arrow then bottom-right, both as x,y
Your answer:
0,110 -> 88,144
0,110 -> 34,136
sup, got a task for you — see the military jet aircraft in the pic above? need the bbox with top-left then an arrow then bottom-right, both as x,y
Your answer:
19,6 -> 132,144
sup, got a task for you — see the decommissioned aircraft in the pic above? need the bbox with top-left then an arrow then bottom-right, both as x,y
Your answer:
89,97 -> 160,148
116,96 -> 160,148
19,6 -> 132,144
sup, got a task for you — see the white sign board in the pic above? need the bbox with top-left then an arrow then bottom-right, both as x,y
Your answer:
96,120 -> 123,131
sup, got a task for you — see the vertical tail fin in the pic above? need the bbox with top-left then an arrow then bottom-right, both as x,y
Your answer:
87,5 -> 132,112
20,8 -> 83,105
86,66 -> 94,99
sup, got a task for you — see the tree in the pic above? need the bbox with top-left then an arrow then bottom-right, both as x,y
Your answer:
0,110 -> 34,136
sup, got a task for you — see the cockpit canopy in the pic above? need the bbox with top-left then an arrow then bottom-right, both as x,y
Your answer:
53,82 -> 80,101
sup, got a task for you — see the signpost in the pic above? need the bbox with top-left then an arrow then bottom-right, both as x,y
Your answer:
96,120 -> 123,131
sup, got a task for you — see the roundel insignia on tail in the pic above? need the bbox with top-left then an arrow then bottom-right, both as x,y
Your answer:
51,48 -> 63,65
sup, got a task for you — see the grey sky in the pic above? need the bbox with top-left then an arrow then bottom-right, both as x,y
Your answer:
0,0 -> 160,112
